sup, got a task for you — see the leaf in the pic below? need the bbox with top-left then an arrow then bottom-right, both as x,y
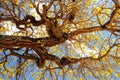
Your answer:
80,78 -> 83,80
105,71 -> 110,76
108,68 -> 114,72
116,73 -> 120,78
0,64 -> 3,67
10,72 -> 14,77
28,3 -> 33,8
0,49 -> 2,52
51,69 -> 54,75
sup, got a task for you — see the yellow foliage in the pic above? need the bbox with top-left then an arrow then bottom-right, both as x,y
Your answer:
80,78 -> 83,80
39,73 -> 43,79
3,71 -> 7,75
58,70 -> 62,75
108,68 -> 114,72
104,56 -> 109,62
10,72 -> 14,77
28,3 -> 33,8
93,54 -> 98,58
105,71 -> 110,76
0,49 -> 2,52
86,0 -> 92,5
0,12 -> 2,15
117,62 -> 120,65
0,0 -> 120,79
51,69 -> 54,75
93,0 -> 97,3
116,73 -> 120,78
0,64 -> 3,67
96,7 -> 102,13
12,0 -> 19,5
0,27 -> 9,33
63,68 -> 67,72
104,9 -> 111,14
21,4 -> 26,10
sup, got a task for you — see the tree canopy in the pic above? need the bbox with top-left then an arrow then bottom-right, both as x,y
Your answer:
0,0 -> 120,80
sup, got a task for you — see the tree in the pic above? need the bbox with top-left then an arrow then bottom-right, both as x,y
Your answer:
0,0 -> 120,80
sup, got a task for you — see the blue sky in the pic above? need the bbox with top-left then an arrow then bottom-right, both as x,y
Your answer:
0,0 -> 120,80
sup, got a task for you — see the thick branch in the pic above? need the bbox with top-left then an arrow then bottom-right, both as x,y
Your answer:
43,43 -> 120,68
70,26 -> 104,37
0,35 -> 68,47
11,52 -> 37,60
70,25 -> 120,38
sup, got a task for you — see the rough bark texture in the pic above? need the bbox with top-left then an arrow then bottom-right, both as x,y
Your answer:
0,0 -> 120,73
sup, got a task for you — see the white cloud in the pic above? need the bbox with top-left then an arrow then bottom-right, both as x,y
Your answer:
1,2 -> 44,36
29,2 -> 44,20
1,21 -> 20,35
66,40 -> 98,58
